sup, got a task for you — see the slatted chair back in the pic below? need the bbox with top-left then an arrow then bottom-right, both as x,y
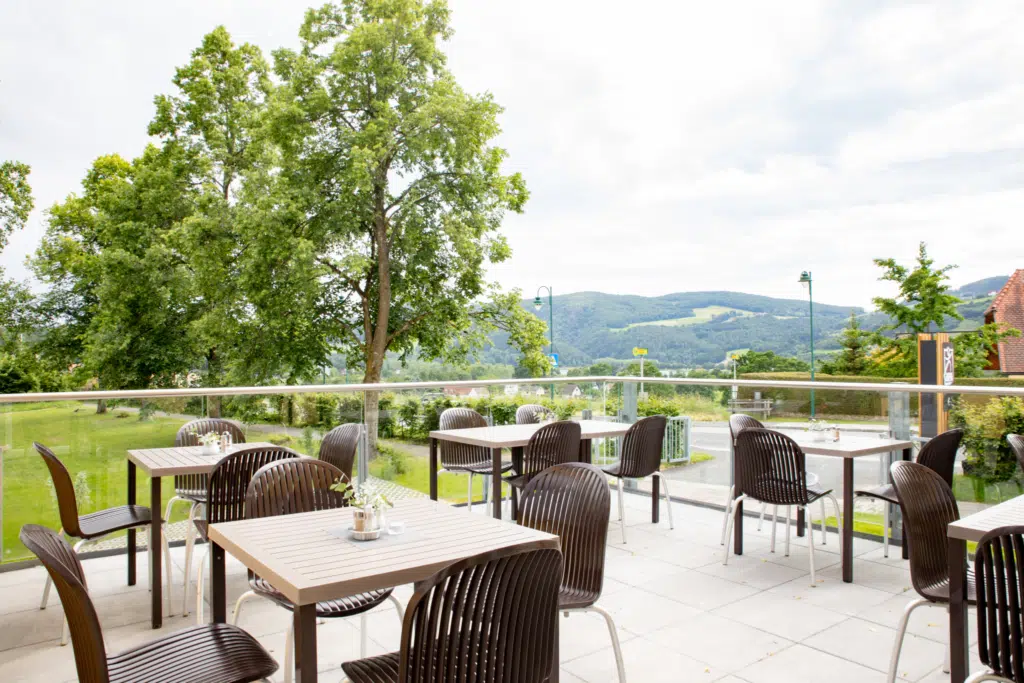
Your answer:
398,546 -> 562,683
206,446 -> 300,526
728,414 -> 764,446
516,404 -> 553,425
34,443 -> 83,537
246,458 -> 347,520
438,408 -> 490,470
614,415 -> 668,479
1009,434 -> 1024,474
519,463 -> 609,608
916,428 -> 963,488
20,525 -> 109,683
522,421 -> 582,481
174,418 -> 247,497
974,525 -> 1024,683
890,460 -> 961,602
733,428 -> 809,507
319,423 -> 361,483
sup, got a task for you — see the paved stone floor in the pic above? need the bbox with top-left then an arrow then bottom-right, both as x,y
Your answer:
0,490 -> 985,683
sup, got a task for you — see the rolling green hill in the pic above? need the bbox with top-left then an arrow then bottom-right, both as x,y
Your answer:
480,276 -> 1007,368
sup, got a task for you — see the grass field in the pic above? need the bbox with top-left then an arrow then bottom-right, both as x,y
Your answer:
614,306 -> 755,331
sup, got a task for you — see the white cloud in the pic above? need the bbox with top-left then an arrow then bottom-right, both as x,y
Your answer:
2,0 -> 1022,310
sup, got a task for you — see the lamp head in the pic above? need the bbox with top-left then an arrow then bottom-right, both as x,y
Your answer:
533,296 -> 543,310
799,271 -> 812,290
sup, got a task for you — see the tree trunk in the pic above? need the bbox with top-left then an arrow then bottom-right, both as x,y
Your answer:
363,362 -> 385,459
95,399 -> 107,415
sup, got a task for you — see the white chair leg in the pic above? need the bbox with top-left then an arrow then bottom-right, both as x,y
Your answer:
807,506 -> 816,547
943,605 -> 951,674
806,506 -> 817,586
182,502 -> 199,616
784,506 -> 792,557
828,495 -> 843,546
719,485 -> 734,545
770,505 -> 778,553
587,605 -> 627,683
722,494 -> 746,565
883,501 -> 890,559
757,501 -> 767,531
387,593 -> 406,623
360,612 -> 368,658
162,526 -> 173,615
195,547 -> 209,625
616,478 -> 627,544
231,590 -> 259,626
657,473 -> 675,530
284,623 -> 295,683
887,598 -> 929,683
466,472 -> 473,513
819,498 -> 828,546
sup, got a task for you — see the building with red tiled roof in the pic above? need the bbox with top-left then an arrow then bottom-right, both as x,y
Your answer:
985,269 -> 1024,376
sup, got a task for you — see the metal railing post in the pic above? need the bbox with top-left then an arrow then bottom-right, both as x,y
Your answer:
357,423 -> 369,486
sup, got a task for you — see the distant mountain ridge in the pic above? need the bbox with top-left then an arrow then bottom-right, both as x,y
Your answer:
480,276 -> 1008,368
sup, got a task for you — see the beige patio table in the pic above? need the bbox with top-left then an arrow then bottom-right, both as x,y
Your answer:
428,419 -> 632,518
946,494 -> 1024,682
207,497 -> 561,683
731,432 -> 913,583
125,442 -> 275,629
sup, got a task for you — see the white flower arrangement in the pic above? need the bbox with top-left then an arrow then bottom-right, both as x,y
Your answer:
331,480 -> 393,513
192,431 -> 221,448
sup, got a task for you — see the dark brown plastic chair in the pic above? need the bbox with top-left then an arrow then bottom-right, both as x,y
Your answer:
886,460 -> 977,683
972,525 -> 1024,683
519,462 -> 624,681
233,458 -> 402,683
857,428 -> 963,558
516,403 -> 553,424
601,415 -> 672,543
438,407 -> 512,511
1010,434 -> 1024,474
505,420 -> 582,519
341,545 -> 562,683
166,419 -> 247,585
185,445 -> 300,620
722,429 -> 841,584
20,524 -> 277,683
318,423 -> 361,482
35,442 -> 170,645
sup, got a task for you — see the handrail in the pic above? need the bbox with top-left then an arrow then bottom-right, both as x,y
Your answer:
0,376 -> 1021,403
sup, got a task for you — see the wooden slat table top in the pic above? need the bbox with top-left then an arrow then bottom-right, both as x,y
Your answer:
784,433 -> 913,459
429,419 -> 631,448
208,498 -> 560,606
949,495 -> 1024,543
127,442 -> 277,476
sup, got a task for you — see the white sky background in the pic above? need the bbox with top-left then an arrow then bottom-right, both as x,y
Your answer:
2,1 -> 1024,310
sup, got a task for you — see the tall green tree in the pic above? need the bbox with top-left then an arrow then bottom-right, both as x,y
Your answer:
250,1 -> 547,448
873,242 -> 963,334
0,160 -> 34,247
820,311 -> 869,375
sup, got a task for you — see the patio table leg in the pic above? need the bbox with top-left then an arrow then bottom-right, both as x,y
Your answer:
294,603 -> 318,683
150,476 -> 162,628
842,459 -> 854,583
429,438 -> 438,501
948,536 -> 968,682
732,496 -> 744,556
797,507 -> 805,537
212,541 -> 226,623
127,461 -> 136,587
491,448 -> 502,519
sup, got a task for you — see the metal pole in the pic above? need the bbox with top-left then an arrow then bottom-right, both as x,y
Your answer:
549,288 -> 554,401
809,276 -> 816,418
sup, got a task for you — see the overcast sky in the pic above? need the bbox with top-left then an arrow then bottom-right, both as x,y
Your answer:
2,1 -> 1023,310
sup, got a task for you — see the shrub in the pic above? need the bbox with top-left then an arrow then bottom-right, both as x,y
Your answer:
950,397 -> 1024,485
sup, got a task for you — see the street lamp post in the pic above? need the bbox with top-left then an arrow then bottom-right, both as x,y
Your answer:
798,271 -> 816,418
534,286 -> 554,400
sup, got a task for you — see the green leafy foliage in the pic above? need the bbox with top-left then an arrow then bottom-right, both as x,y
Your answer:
873,242 -> 963,334
0,160 -> 33,248
951,397 -> 1024,485
820,311 -> 870,375
734,350 -> 809,374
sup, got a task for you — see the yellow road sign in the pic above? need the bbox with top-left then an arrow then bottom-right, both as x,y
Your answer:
633,347 -> 648,357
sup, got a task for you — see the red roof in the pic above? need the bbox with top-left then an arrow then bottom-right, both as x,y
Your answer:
986,269 -> 1024,374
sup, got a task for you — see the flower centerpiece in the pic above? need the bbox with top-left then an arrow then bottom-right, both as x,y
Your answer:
807,419 -> 829,443
193,431 -> 222,455
331,480 -> 393,540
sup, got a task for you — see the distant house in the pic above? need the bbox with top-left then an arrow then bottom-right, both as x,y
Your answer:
503,384 -> 519,396
985,269 -> 1024,376
560,384 -> 583,398
443,386 -> 487,398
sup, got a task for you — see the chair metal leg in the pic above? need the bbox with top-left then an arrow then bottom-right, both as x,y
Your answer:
757,501 -> 767,531
828,495 -> 843,547
657,473 -> 675,530
616,478 -> 627,544
819,498 -> 828,546
883,501 -> 890,559
162,526 -> 173,616
720,485 -> 734,545
806,506 -> 816,586
784,506 -> 792,557
586,605 -> 627,683
360,612 -> 368,657
387,593 -> 406,623
723,494 -> 747,565
943,605 -> 951,674
231,590 -> 259,626
770,505 -> 778,553
887,597 -> 929,683
182,502 -> 199,616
